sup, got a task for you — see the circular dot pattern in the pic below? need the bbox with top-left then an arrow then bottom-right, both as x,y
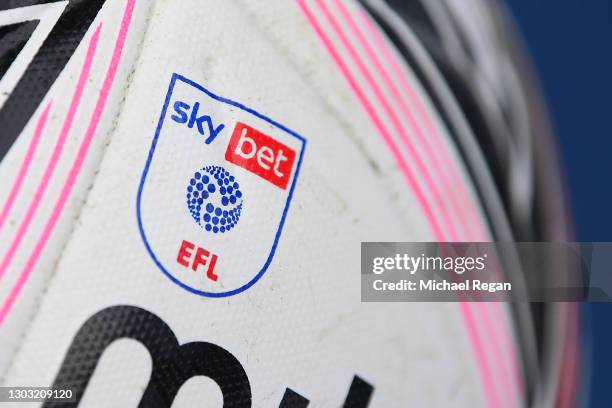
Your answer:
187,165 -> 243,233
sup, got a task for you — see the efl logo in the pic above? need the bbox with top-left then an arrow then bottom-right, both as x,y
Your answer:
137,74 -> 306,297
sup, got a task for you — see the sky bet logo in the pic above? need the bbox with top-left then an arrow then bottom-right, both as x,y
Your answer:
226,122 -> 296,190
137,74 -> 306,297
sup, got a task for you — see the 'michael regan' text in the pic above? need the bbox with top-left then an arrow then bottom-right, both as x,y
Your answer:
373,279 -> 511,293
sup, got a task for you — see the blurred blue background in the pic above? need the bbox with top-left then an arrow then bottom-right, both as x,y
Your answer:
503,1 -> 612,406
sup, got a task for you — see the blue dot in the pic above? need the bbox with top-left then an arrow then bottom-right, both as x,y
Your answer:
208,184 -> 216,193
202,191 -> 209,199
224,178 -> 229,185
188,186 -> 193,192
223,210 -> 228,217
206,203 -> 214,213
236,190 -> 242,198
220,218 -> 226,225
212,217 -> 219,225
220,186 -> 226,195
227,186 -> 233,194
215,208 -> 222,216
230,176 -> 235,182
202,175 -> 209,183
203,213 -> 211,222
195,172 -> 201,179
213,226 -> 219,233
221,197 -> 229,206
190,179 -> 196,186
205,224 -> 212,231
217,179 -> 223,186
197,198 -> 203,205
229,195 -> 236,204
233,182 -> 239,189
220,226 -> 226,233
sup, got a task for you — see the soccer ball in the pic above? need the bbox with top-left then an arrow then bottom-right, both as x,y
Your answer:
0,0 -> 576,406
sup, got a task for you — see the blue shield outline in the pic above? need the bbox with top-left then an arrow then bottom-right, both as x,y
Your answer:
137,73 -> 306,297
